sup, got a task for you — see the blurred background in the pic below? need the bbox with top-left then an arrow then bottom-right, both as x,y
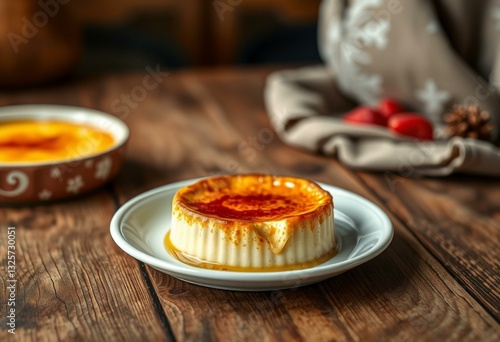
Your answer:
0,0 -> 323,86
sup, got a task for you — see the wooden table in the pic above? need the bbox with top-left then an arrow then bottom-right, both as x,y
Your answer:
0,68 -> 499,341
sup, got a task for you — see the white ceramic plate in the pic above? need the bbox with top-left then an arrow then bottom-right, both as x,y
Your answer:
110,178 -> 393,291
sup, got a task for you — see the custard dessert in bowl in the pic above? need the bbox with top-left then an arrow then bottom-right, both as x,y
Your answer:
167,174 -> 337,271
0,105 -> 129,203
0,120 -> 115,164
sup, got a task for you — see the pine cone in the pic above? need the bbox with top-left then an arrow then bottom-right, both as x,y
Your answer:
443,104 -> 493,141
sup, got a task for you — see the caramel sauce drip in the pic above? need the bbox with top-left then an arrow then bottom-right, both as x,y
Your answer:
164,231 -> 339,272
0,120 -> 115,163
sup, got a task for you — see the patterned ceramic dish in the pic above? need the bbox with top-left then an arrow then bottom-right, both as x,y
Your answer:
0,105 -> 129,203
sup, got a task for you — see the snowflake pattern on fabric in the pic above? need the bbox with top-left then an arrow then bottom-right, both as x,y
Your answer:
416,79 -> 451,117
325,0 -> 390,105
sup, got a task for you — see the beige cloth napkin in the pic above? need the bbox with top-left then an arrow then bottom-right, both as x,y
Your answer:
264,0 -> 500,176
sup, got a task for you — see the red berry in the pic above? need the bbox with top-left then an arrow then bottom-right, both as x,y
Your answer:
378,98 -> 405,119
342,106 -> 387,127
388,114 -> 433,140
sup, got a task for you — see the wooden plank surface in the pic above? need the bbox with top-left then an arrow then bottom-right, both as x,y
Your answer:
0,193 -> 169,341
356,173 -> 500,320
0,68 -> 499,341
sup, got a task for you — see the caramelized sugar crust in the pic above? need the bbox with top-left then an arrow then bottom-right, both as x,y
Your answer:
0,120 -> 115,163
175,174 -> 332,222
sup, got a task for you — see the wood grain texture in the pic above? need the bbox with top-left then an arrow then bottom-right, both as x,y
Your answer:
356,173 -> 500,319
0,192 -> 168,341
1,68 -> 499,341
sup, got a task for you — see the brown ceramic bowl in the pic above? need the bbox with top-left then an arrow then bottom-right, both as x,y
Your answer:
0,105 -> 129,203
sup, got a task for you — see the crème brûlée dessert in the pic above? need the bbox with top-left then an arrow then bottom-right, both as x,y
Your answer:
0,120 -> 115,164
166,174 -> 337,271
